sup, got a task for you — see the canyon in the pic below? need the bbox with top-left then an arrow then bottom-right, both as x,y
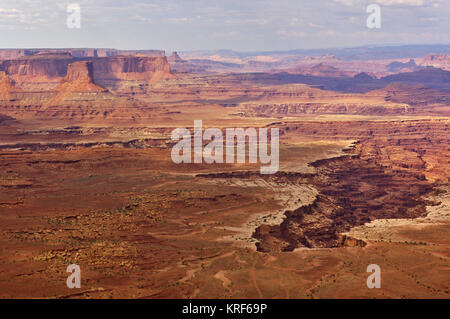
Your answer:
0,47 -> 448,299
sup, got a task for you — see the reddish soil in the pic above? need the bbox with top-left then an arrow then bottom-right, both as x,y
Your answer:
0,50 -> 448,299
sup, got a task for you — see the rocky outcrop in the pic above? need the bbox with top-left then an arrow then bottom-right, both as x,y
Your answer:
337,234 -> 366,247
386,59 -> 422,73
353,72 -> 375,80
381,67 -> 450,91
238,81 -> 448,117
0,52 -> 176,121
90,55 -> 173,91
252,119 -> 448,251
41,60 -> 123,116
46,61 -> 107,105
0,71 -> 20,100
0,52 -> 173,91
92,55 -> 172,82
420,54 -> 450,71
58,61 -> 106,91
0,60 -> 146,121
167,52 -> 203,74
253,148 -> 434,251
0,54 -> 74,90
0,49 -> 30,60
207,67 -> 450,93
168,52 -> 183,63
242,102 -> 412,116
365,83 -> 450,107
283,63 -> 355,77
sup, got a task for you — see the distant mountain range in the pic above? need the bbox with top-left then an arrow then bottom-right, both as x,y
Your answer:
181,44 -> 450,61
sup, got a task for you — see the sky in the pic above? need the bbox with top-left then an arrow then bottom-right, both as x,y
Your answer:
0,0 -> 448,52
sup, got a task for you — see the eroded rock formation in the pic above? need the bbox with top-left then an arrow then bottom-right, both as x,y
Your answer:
252,120 -> 448,251
92,56 -> 172,83
421,54 -> 450,71
168,52 -> 183,63
0,71 -> 20,100
0,53 -> 173,92
45,61 -> 108,105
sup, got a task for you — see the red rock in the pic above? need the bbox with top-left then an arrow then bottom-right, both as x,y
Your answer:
55,61 -> 107,93
92,55 -> 172,83
0,71 -> 20,100
168,52 -> 184,63
420,54 -> 450,70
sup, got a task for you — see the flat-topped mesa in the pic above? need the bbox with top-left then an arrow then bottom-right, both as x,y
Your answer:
57,61 -> 107,93
386,59 -> 421,73
285,62 -> 355,77
44,61 -> 109,106
0,52 -> 172,91
89,55 -> 173,93
0,53 -> 75,90
92,55 -> 173,83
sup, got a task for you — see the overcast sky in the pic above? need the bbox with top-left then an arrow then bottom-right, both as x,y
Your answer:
0,0 -> 448,52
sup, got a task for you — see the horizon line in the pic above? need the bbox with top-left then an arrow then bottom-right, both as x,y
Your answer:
0,43 -> 449,54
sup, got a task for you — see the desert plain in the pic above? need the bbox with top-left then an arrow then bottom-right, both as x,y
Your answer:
0,47 -> 448,298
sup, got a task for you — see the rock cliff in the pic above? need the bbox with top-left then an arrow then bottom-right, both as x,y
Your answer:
0,71 -> 20,100
420,54 -> 450,71
0,53 -> 173,92
46,61 -> 108,105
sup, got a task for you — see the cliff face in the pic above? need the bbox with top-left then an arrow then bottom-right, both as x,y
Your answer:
168,52 -> 183,63
0,52 -> 174,121
0,71 -> 20,100
386,59 -> 422,73
53,61 -> 107,93
0,49 -> 30,60
0,54 -> 73,76
0,54 -> 74,90
92,56 -> 172,81
91,55 -> 173,92
0,59 -> 156,122
253,119 -> 448,251
0,54 -> 173,91
420,54 -> 450,71
45,61 -> 108,106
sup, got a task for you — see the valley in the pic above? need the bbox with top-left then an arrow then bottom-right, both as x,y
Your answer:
0,47 -> 448,299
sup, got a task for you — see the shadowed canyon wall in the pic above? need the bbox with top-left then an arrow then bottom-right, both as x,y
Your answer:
0,53 -> 172,91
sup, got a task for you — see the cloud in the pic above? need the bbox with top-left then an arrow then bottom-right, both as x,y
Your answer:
333,0 -> 362,5
165,17 -> 196,24
134,15 -> 152,23
0,0 -> 448,51
225,18 -> 270,26
333,0 -> 439,6
375,0 -> 435,5
0,8 -> 21,13
0,7 -> 48,25
276,29 -> 307,38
